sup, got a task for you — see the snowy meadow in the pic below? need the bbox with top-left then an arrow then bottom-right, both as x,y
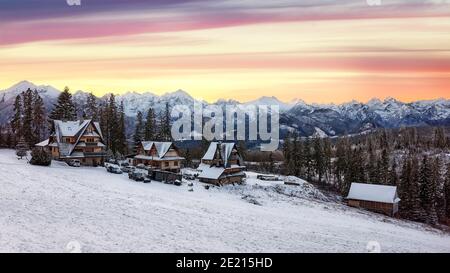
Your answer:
1,149 -> 449,253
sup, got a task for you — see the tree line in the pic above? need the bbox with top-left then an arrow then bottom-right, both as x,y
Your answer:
0,87 -> 175,159
282,127 -> 450,225
131,101 -> 172,154
0,88 -> 47,148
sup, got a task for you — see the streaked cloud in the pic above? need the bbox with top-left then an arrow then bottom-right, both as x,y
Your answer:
0,0 -> 449,103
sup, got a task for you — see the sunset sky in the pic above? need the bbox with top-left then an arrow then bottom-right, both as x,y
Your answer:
0,0 -> 449,103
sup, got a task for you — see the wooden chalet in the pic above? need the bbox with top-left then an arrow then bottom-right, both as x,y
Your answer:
133,141 -> 184,173
35,119 -> 106,166
346,183 -> 400,216
197,142 -> 245,185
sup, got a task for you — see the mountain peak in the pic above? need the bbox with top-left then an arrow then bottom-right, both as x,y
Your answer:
8,80 -> 37,91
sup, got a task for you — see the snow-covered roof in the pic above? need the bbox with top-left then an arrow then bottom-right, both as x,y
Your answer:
346,183 -> 400,204
140,141 -> 175,158
49,119 -> 105,157
35,139 -> 49,147
134,155 -> 184,161
54,120 -> 90,137
202,142 -> 237,166
197,165 -> 225,180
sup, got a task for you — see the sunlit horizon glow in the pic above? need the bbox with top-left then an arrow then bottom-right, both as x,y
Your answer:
0,0 -> 449,104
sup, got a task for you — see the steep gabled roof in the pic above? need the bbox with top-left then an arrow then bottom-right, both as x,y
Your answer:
52,120 -> 105,157
346,183 -> 400,204
140,141 -> 177,159
202,142 -> 238,167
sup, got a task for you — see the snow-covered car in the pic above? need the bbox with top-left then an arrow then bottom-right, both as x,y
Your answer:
67,159 -> 81,167
129,171 -> 147,181
107,165 -> 123,174
143,177 -> 151,183
174,180 -> 182,186
121,165 -> 135,173
183,173 -> 196,180
136,164 -> 148,170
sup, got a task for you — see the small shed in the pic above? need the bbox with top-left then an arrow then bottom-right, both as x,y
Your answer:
346,183 -> 400,216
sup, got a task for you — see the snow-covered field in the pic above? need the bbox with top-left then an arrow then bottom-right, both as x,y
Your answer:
1,149 -> 450,253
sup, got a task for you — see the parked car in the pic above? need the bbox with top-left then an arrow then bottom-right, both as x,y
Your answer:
183,173 -> 196,180
108,159 -> 119,165
129,170 -> 147,181
174,180 -> 182,186
67,159 -> 81,167
121,165 -> 135,173
120,162 -> 130,167
143,177 -> 151,183
136,164 -> 147,170
107,165 -> 123,174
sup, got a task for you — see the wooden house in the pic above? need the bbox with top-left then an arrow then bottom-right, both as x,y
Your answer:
35,119 -> 106,166
133,141 -> 184,173
197,142 -> 245,185
346,183 -> 400,216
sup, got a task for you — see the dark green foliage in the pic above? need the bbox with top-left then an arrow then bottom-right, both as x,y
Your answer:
133,111 -> 144,154
85,92 -> 98,121
144,108 -> 156,141
15,136 -> 28,159
11,95 -> 22,141
49,86 -> 77,121
32,90 -> 46,143
445,164 -> 450,219
30,148 -> 52,166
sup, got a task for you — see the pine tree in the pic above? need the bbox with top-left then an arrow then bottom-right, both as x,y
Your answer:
11,95 -> 23,141
32,90 -> 46,143
433,157 -> 446,222
184,148 -> 193,168
5,125 -> 13,148
107,94 -> 119,154
409,155 -> 424,221
445,163 -> 450,219
85,92 -> 98,121
399,157 -> 412,219
21,89 -> 35,146
49,86 -> 77,121
282,133 -> 292,175
159,102 -> 172,141
366,138 -> 378,183
133,111 -> 144,154
116,101 -> 127,156
15,136 -> 28,159
302,138 -> 312,181
433,127 -> 446,149
312,137 -> 324,183
388,159 -> 399,186
0,125 -> 4,147
289,133 -> 300,176
378,148 -> 390,185
334,137 -> 348,191
144,108 -> 156,141
323,138 -> 332,183
419,156 -> 438,225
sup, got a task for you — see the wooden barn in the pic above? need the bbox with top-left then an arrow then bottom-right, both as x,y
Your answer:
197,142 -> 245,185
346,183 -> 400,216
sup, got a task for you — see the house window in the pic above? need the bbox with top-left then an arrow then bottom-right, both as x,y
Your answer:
174,161 -> 178,166
165,162 -> 169,167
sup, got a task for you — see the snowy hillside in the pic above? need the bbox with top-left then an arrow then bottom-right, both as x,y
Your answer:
1,149 -> 449,253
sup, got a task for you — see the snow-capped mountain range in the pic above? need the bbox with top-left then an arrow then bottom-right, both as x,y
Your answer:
1,80 -> 450,137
